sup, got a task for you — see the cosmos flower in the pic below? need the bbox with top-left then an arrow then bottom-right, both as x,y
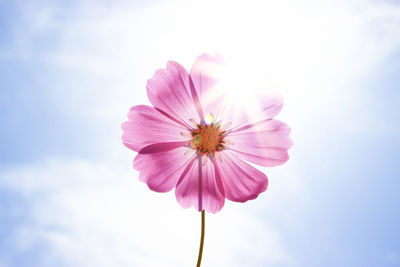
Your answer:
122,54 -> 292,214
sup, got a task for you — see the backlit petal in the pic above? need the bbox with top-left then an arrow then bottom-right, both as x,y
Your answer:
147,61 -> 201,127
190,53 -> 227,121
215,151 -> 268,202
225,95 -> 284,133
225,119 -> 292,167
175,156 -> 225,213
133,147 -> 196,193
121,105 -> 189,152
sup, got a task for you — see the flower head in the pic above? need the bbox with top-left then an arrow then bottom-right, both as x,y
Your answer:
190,122 -> 225,155
122,54 -> 293,213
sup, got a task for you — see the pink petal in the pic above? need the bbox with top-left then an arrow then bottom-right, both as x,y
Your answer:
215,151 -> 268,202
175,157 -> 225,213
225,119 -> 293,167
121,105 -> 189,152
190,53 -> 227,120
147,61 -> 201,127
224,95 -> 284,132
190,53 -> 223,98
139,141 -> 189,154
133,146 -> 195,193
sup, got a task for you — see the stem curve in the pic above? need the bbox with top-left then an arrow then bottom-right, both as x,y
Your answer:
196,210 -> 205,267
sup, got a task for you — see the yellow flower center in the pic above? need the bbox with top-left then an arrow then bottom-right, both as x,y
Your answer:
190,123 -> 226,155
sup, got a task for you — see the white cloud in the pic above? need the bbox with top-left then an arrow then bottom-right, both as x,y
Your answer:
0,159 -> 294,267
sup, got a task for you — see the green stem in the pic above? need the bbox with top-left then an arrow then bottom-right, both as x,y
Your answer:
196,210 -> 205,267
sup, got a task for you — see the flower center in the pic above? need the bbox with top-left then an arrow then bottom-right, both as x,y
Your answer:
190,123 -> 226,155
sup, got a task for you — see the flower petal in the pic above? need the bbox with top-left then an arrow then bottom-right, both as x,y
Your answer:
121,105 -> 189,152
190,53 -> 226,120
225,95 -> 284,132
147,61 -> 201,127
133,146 -> 196,193
225,119 -> 292,167
139,141 -> 189,154
190,53 -> 224,97
215,151 -> 268,202
175,156 -> 225,213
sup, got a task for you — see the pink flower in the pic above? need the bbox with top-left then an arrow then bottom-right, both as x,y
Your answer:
122,54 -> 292,214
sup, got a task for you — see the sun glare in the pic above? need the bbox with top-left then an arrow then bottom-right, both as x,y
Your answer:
162,0 -> 357,119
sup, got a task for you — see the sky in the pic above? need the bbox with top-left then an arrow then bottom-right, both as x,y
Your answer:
0,0 -> 400,266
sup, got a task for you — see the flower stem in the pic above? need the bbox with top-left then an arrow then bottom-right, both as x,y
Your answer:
196,210 -> 205,267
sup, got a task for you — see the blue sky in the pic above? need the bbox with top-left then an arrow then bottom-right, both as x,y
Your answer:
1,0 -> 400,266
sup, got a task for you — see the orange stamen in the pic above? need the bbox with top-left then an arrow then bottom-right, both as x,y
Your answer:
190,123 -> 226,155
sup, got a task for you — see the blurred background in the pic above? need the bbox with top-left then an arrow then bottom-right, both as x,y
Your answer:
1,0 -> 400,266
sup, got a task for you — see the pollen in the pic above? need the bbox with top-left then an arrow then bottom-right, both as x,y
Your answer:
190,123 -> 226,155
